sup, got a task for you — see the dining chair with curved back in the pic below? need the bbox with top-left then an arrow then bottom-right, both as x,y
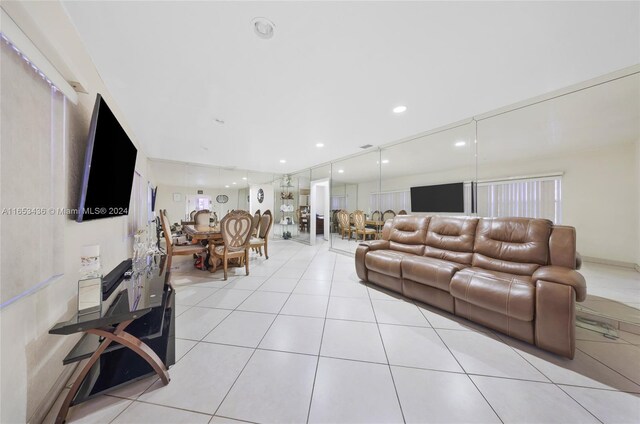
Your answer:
210,210 -> 253,280
397,210 -> 408,215
251,209 -> 261,237
353,210 -> 376,241
337,210 -> 351,240
189,210 -> 197,220
250,209 -> 273,259
371,210 -> 382,221
160,209 -> 207,271
382,209 -> 396,221
194,209 -> 211,225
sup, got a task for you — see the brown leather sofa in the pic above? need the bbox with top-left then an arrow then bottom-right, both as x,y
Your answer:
355,215 -> 586,358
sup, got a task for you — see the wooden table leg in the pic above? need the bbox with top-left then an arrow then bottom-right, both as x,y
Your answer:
55,320 -> 170,423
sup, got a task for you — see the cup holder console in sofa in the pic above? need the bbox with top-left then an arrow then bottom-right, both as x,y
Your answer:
355,215 -> 586,358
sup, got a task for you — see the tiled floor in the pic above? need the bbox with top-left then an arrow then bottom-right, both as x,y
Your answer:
46,239 -> 640,423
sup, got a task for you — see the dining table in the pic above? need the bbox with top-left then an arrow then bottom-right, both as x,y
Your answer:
182,224 -> 222,242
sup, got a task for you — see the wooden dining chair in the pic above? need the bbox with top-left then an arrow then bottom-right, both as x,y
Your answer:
194,209 -> 211,225
337,210 -> 351,240
160,210 -> 207,271
251,209 -> 261,237
398,210 -> 408,215
250,210 -> 273,259
371,210 -> 382,221
209,210 -> 253,280
353,210 -> 376,241
382,209 -> 396,221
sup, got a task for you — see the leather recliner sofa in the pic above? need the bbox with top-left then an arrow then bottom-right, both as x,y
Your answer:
355,215 -> 586,358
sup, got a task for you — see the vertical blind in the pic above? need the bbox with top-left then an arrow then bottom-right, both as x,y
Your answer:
369,190 -> 411,213
330,195 -> 346,210
476,175 -> 562,223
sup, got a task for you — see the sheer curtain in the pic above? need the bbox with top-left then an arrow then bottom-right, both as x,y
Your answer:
476,175 -> 562,223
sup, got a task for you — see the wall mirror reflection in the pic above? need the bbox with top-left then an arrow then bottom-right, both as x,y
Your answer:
330,151 -> 381,253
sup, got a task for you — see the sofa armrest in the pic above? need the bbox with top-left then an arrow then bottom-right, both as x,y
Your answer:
360,240 -> 390,251
575,252 -> 582,270
355,240 -> 389,281
532,266 -> 587,302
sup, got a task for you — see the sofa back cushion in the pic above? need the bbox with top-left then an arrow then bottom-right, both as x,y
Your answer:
386,215 -> 429,255
424,216 -> 478,265
549,225 -> 577,269
472,217 -> 552,275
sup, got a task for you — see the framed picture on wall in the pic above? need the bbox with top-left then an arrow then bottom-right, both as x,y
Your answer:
173,193 -> 181,202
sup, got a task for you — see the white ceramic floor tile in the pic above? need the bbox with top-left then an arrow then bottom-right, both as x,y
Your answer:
236,291 -> 290,313
173,303 -> 191,317
372,299 -> 430,326
259,315 -> 325,355
175,286 -> 218,306
196,289 -> 253,310
576,326 -> 627,343
217,350 -> 317,423
210,416 -> 252,423
139,343 -> 253,415
578,340 -> 640,385
417,303 -> 491,332
438,329 -> 548,381
500,334 -> 640,392
223,276 -> 268,290
293,279 -> 332,296
367,285 -> 405,301
561,385 -> 640,424
471,375 -> 599,423
271,266 -> 307,279
106,375 -> 159,400
111,401 -> 211,423
620,330 -> 640,345
321,319 -> 387,363
302,267 -> 334,281
379,325 -> 462,372
309,357 -> 404,424
326,296 -> 376,322
330,280 -> 370,298
257,277 -> 299,293
392,366 -> 500,423
175,338 -> 198,363
203,311 -> 276,347
65,395 -> 133,424
176,307 -> 231,341
280,293 -> 329,318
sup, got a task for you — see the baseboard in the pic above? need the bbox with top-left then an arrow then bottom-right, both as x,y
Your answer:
28,362 -> 78,424
582,256 -> 639,271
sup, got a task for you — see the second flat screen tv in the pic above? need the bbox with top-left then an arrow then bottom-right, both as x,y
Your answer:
77,94 -> 138,222
410,182 -> 464,213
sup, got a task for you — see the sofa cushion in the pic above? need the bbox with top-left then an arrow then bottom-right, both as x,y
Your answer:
365,250 -> 417,278
450,267 -> 535,321
473,217 -> 552,275
425,216 -> 478,265
401,256 -> 467,292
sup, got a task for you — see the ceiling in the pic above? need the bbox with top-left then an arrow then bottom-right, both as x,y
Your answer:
61,1 -> 639,175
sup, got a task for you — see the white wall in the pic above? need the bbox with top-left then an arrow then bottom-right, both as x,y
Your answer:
0,3 -> 155,423
249,184 -> 274,217
155,184 -> 239,223
354,142 -> 639,265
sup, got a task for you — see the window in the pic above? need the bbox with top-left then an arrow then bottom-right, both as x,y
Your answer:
476,174 -> 562,223
330,195 -> 346,210
370,190 -> 410,213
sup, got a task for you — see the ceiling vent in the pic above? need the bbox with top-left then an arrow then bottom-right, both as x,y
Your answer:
359,144 -> 374,149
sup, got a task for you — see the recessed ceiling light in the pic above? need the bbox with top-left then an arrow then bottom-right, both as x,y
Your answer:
381,159 -> 389,164
338,169 -> 344,173
279,159 -> 286,163
252,17 -> 275,39
232,182 -> 237,185
316,143 -> 324,148
393,105 -> 407,114
225,185 -> 230,188
242,177 -> 247,180
455,141 -> 466,147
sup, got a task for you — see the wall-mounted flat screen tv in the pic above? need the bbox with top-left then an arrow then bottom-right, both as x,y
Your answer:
410,182 -> 464,213
77,94 -> 137,222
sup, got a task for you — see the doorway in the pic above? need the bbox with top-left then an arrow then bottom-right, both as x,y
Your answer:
310,178 -> 330,245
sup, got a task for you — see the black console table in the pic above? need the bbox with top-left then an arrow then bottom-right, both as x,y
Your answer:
49,255 -> 175,423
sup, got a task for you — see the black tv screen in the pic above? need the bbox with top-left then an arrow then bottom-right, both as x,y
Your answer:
77,94 -> 137,222
410,182 -> 464,213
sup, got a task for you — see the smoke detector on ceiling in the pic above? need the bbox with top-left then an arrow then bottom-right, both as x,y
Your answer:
252,17 -> 275,39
